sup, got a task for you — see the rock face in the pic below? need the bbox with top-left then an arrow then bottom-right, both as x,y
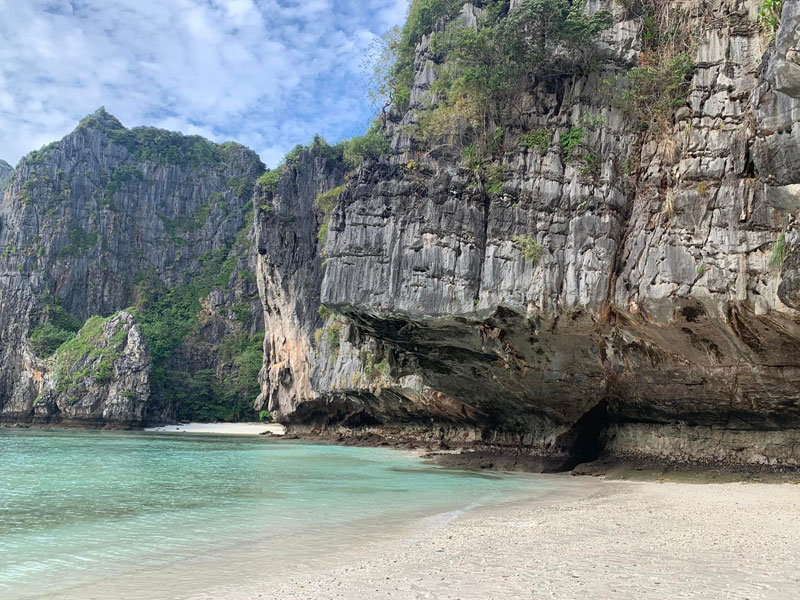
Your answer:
0,109 -> 264,426
253,142 -> 347,419
5,1 -> 800,469
0,160 -> 12,194
256,0 -> 800,470
769,0 -> 800,97
32,311 -> 151,427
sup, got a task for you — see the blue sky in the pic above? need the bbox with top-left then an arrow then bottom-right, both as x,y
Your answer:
0,0 -> 408,167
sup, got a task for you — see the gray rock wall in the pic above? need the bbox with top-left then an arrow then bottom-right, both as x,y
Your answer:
253,144 -> 347,418
33,311 -> 151,427
0,109 -> 264,426
0,160 -> 12,195
259,0 -> 800,469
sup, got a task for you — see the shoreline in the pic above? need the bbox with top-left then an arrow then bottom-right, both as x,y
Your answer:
144,422 -> 286,435
190,476 -> 800,600
270,429 -> 800,483
6,427 -> 800,599
6,422 -> 800,481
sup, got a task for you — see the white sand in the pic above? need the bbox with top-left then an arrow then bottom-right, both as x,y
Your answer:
145,422 -> 285,435
193,476 -> 800,600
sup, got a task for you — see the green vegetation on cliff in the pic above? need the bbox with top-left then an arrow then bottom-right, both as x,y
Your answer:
78,108 -> 257,170
257,135 -> 344,194
30,302 -> 83,358
51,313 -> 127,392
315,184 -> 347,247
378,0 -> 612,119
759,0 -> 784,34
167,333 -> 263,422
618,2 -> 695,135
132,227 -> 259,422
363,1 -> 613,193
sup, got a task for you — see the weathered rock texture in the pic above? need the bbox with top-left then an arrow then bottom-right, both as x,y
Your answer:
32,311 -> 151,427
253,143 -> 347,419
256,0 -> 800,470
0,109 -> 264,426
0,160 -> 12,194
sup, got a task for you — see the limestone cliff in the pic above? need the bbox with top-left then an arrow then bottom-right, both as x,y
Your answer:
0,109 -> 264,426
33,311 -> 151,426
0,160 -> 12,194
256,0 -> 800,470
4,0 -> 800,470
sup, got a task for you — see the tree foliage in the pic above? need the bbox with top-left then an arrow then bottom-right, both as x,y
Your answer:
617,1 -> 695,136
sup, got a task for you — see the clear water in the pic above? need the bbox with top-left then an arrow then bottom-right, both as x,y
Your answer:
0,428 -> 548,599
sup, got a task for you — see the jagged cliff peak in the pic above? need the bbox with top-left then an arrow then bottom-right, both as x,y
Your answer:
0,107 -> 266,427
19,108 -> 263,175
0,159 -> 12,194
76,106 -> 126,132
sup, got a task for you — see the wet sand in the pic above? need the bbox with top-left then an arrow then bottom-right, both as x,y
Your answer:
145,422 -> 285,435
193,477 -> 800,600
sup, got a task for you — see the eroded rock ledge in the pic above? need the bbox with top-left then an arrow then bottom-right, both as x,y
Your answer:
256,0 -> 800,471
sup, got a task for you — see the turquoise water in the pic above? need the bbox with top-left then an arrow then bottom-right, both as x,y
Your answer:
0,429 -> 547,599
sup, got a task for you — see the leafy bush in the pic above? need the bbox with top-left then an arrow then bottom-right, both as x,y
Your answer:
385,0 -> 464,108
51,313 -> 128,393
111,128 -> 220,167
560,126 -> 585,159
522,129 -> 551,155
416,0 -> 611,148
26,142 -> 59,165
30,322 -> 77,357
227,176 -> 252,199
232,303 -> 251,324
617,2 -> 695,135
622,52 -> 695,132
257,136 -> 345,195
168,370 -> 231,422
513,234 -> 544,262
230,333 -> 265,402
284,144 -> 306,165
364,353 -> 390,381
30,302 -> 83,358
93,360 -> 113,384
315,184 -> 347,248
166,332 -> 262,423
485,164 -> 506,195
314,328 -> 324,349
104,165 -> 143,203
341,122 -> 391,168
579,152 -> 601,178
258,410 -> 273,423
58,227 -> 98,257
257,169 -> 283,192
317,220 -> 331,246
324,323 -> 342,353
133,248 -> 236,367
461,145 -> 483,172
759,0 -> 783,34
318,304 -> 336,321
314,184 -> 346,214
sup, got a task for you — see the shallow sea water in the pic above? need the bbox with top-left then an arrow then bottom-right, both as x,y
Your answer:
0,428 -> 548,599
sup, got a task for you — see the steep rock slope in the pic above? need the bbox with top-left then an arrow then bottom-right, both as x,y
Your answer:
0,160 -> 12,194
0,109 -> 264,426
258,0 -> 800,469
33,311 -> 151,426
253,142 -> 348,420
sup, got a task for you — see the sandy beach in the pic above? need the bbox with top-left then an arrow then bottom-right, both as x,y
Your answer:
190,476 -> 800,600
144,422 -> 286,435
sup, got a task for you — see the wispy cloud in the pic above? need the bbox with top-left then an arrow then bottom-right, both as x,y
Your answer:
0,0 -> 408,167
